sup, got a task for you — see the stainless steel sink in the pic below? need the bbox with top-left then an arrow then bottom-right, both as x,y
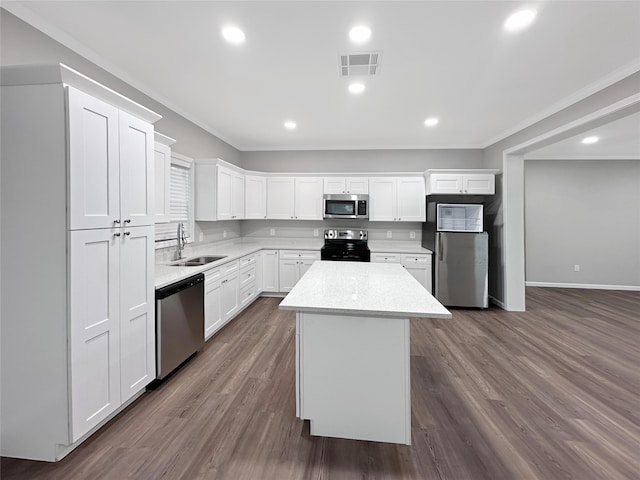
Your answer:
171,255 -> 227,266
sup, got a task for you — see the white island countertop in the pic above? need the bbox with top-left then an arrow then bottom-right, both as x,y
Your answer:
279,261 -> 451,319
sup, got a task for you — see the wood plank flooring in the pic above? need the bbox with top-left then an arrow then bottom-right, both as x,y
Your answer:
2,288 -> 639,480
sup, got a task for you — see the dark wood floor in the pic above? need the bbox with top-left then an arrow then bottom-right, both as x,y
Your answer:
2,288 -> 639,480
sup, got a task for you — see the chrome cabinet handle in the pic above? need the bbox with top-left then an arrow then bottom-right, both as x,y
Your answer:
124,231 -> 131,236
124,219 -> 131,224
113,219 -> 121,225
113,232 -> 121,238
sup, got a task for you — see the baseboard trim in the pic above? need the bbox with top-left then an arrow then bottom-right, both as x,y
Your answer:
525,281 -> 640,291
489,296 -> 506,309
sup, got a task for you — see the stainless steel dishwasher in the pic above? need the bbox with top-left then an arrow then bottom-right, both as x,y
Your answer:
155,273 -> 205,379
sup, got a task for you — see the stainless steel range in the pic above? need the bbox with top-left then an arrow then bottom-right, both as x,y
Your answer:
320,229 -> 370,262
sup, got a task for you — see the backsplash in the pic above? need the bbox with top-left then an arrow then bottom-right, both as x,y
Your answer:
240,220 -> 422,242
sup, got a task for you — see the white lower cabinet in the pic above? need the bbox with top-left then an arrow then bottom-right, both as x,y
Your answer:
69,225 -> 154,441
371,252 -> 432,293
204,267 -> 224,340
279,250 -> 320,292
261,250 -> 280,292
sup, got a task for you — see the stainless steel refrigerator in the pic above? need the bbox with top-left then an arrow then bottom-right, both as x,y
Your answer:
422,198 -> 489,308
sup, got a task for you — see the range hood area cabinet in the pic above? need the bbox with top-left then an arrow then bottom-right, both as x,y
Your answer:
425,169 -> 499,195
1,64 -> 160,462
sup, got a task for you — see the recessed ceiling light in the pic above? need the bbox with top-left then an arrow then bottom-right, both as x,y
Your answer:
581,136 -> 599,144
424,117 -> 439,127
284,121 -> 297,130
222,26 -> 245,45
348,82 -> 365,95
504,9 -> 537,32
349,25 -> 371,43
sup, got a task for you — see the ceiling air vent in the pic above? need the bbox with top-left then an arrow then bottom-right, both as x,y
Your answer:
339,52 -> 382,76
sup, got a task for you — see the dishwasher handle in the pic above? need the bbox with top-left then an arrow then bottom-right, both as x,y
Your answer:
156,273 -> 205,300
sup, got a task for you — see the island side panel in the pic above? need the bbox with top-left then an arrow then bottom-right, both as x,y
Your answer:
298,312 -> 411,445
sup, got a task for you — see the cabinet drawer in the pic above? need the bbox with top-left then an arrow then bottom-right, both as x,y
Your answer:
279,250 -> 320,260
240,280 -> 257,307
371,253 -> 401,263
401,254 -> 431,268
205,266 -> 223,283
239,264 -> 256,288
222,259 -> 239,275
239,253 -> 257,268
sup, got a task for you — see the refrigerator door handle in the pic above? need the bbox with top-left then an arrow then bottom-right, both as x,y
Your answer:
438,233 -> 444,261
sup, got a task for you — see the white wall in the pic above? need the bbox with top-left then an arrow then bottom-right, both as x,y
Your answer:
0,9 -> 240,164
482,71 -> 640,305
241,149 -> 483,173
525,160 -> 640,288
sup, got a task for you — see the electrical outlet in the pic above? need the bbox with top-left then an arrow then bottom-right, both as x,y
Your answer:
410,231 -> 416,240
313,229 -> 319,237
199,232 -> 204,242
223,230 -> 227,239
574,264 -> 580,272
270,228 -> 276,236
386,231 -> 392,239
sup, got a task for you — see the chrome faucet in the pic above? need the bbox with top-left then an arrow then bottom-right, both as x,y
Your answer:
176,222 -> 187,260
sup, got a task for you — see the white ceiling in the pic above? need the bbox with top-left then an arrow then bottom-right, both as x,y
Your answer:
528,111 -> 640,159
4,1 -> 640,151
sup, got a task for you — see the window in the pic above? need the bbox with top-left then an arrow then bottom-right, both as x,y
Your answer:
155,154 -> 193,246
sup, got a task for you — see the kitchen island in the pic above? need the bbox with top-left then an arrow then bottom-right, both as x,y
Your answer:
279,261 -> 451,445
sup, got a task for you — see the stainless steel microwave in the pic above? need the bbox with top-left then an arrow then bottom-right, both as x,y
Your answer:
323,194 -> 369,219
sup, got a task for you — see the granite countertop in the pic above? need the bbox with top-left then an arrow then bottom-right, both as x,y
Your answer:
155,238 -> 433,289
279,261 -> 450,319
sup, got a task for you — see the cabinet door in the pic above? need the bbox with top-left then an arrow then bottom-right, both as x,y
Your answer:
397,177 -> 426,222
245,175 -> 267,219
324,178 -> 346,194
279,258 -> 299,292
267,177 -> 295,219
298,259 -> 316,279
67,87 -> 120,230
345,177 -> 369,194
119,111 -> 154,227
153,142 -> 171,223
69,229 -> 121,441
222,272 -> 240,320
231,170 -> 245,219
404,266 -> 429,291
463,174 -> 495,195
119,226 -> 155,402
369,178 -> 397,221
262,250 -> 280,292
294,177 -> 323,220
217,166 -> 233,220
205,277 -> 223,339
427,174 -> 463,194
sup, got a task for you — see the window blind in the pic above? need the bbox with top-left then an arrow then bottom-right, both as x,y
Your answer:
155,163 -> 192,242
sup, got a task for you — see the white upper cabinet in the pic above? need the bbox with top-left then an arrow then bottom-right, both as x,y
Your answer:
68,87 -> 120,230
267,177 -> 295,219
153,133 -> 175,224
118,111 -> 154,227
67,87 -> 154,230
245,174 -> 267,219
267,177 -> 322,220
194,160 -> 245,221
294,177 -> 323,220
217,165 -> 244,220
369,177 -> 425,222
425,169 -> 498,195
323,177 -> 369,194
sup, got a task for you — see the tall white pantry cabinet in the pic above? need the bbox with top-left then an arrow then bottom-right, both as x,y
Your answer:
0,64 -> 161,461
